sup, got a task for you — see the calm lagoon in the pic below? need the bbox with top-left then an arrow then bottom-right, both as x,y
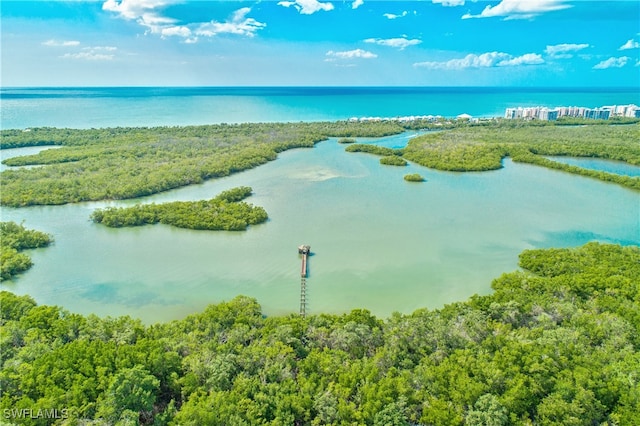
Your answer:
547,156 -> 640,177
2,133 -> 639,322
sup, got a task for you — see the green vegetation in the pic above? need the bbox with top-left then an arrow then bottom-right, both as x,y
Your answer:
555,116 -> 640,126
91,187 -> 267,231
405,139 -> 506,171
1,242 -> 638,425
345,143 -> 402,157
0,122 -> 407,207
4,121 -> 638,207
0,222 -> 52,281
349,122 -> 639,190
511,149 -> 640,190
404,123 -> 640,171
337,137 -> 356,144
400,116 -> 639,131
403,173 -> 425,182
379,156 -> 407,166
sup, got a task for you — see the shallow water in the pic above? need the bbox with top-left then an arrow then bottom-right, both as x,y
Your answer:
546,156 -> 640,177
2,133 -> 638,322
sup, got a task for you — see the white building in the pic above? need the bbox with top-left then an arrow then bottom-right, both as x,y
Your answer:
505,104 -> 639,121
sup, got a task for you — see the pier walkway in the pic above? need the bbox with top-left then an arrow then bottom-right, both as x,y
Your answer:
298,245 -> 310,317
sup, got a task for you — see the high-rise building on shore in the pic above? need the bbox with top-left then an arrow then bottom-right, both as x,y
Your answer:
505,104 -> 639,121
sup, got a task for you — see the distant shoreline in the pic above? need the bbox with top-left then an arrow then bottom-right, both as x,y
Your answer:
2,86 -> 638,130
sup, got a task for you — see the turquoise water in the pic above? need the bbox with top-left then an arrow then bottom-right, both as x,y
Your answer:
2,133 -> 638,323
2,87 -> 639,129
547,156 -> 640,177
1,87 -> 639,322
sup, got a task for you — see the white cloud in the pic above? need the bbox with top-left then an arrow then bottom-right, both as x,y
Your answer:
161,26 -> 192,38
414,51 -> 544,69
102,0 -> 171,20
432,0 -> 465,6
415,52 -> 508,69
51,42 -> 117,60
102,0 -> 176,33
62,47 -> 117,61
278,0 -> 334,14
86,46 -> 118,51
619,39 -> 640,50
462,0 -> 571,20
62,52 -> 114,60
593,56 -> 629,69
497,53 -> 544,66
384,11 -> 409,19
326,49 -> 377,60
196,8 -> 266,38
352,0 -> 364,9
545,43 -> 589,57
102,1 -> 265,41
43,39 -> 81,47
364,37 -> 421,50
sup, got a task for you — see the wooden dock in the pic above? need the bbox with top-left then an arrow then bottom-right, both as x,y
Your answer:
301,252 -> 308,277
298,245 -> 310,317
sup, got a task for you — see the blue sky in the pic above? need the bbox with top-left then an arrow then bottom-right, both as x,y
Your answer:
1,0 -> 639,86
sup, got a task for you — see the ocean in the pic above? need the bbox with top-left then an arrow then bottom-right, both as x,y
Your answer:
2,86 -> 639,129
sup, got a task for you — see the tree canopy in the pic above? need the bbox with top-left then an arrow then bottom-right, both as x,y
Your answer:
403,173 -> 425,182
3,121 -> 638,207
1,242 -> 638,425
0,222 -> 52,281
349,122 -> 640,190
0,122 -> 406,207
91,186 -> 268,231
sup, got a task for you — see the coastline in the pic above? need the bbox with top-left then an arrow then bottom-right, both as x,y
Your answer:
2,86 -> 639,130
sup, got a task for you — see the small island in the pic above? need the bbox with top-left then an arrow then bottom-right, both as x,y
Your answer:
380,156 -> 407,166
345,144 -> 400,156
404,173 -> 425,182
0,221 -> 53,281
337,137 -> 356,144
91,186 -> 267,231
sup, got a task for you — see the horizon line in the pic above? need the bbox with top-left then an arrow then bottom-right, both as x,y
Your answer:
2,85 -> 639,89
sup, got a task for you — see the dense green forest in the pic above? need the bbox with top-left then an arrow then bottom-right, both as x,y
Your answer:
0,122 -> 407,150
1,242 -> 638,425
388,116 -> 639,131
346,123 -> 640,190
403,123 -> 640,171
90,187 -> 267,231
0,222 -> 52,281
0,122 -> 406,207
2,121 -> 639,207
